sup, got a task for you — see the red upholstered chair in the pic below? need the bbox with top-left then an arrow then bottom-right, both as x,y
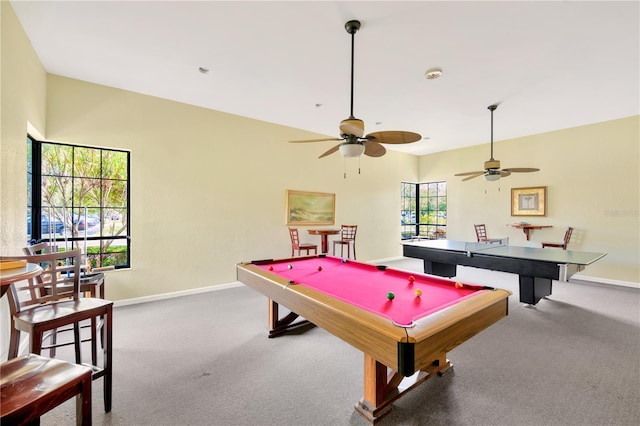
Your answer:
0,249 -> 113,413
333,225 -> 357,259
289,228 -> 318,256
1,354 -> 93,426
542,227 -> 573,250
474,224 -> 502,243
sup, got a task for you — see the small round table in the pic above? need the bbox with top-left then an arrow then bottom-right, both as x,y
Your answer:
308,229 -> 340,254
0,263 -> 43,297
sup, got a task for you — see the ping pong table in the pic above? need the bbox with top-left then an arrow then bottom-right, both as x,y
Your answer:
402,240 -> 606,305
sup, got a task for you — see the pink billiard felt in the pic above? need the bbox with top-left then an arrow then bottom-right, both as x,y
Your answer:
256,256 -> 486,326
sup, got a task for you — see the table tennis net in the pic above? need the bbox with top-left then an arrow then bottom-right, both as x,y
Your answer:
463,240 -> 508,252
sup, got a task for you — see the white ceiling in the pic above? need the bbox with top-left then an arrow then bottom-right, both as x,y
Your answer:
10,0 -> 640,156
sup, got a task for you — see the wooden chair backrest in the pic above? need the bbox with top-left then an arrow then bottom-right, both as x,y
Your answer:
289,228 -> 301,249
474,224 -> 488,242
23,241 -> 54,255
340,225 -> 357,241
0,249 -> 82,314
564,227 -> 574,244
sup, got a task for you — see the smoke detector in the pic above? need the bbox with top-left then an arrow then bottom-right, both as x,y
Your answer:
425,68 -> 443,80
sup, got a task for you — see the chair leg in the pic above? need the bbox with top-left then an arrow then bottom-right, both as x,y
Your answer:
73,323 -> 82,365
103,306 -> 113,413
8,326 -> 20,359
77,371 -> 92,426
91,317 -> 98,366
29,329 -> 44,355
50,328 -> 58,357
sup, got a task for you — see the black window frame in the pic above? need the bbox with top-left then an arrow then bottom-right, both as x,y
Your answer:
401,181 -> 447,240
27,135 -> 131,269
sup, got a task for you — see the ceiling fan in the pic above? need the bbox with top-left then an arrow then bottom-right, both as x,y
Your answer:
455,104 -> 539,181
289,20 -> 421,159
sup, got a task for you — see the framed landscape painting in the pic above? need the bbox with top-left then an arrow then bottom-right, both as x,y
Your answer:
511,186 -> 547,216
286,190 -> 335,225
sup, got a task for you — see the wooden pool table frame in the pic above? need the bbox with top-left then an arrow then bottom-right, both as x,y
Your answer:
237,256 -> 510,424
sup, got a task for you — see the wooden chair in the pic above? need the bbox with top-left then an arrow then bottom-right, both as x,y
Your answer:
474,224 -> 502,243
1,354 -> 93,426
23,242 -> 106,298
0,249 -> 113,413
542,227 -> 573,250
289,228 -> 318,256
23,242 -> 107,358
333,225 -> 357,259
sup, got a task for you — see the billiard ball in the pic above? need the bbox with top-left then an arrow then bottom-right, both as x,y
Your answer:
387,292 -> 395,301
268,266 -> 273,271
317,266 -> 323,272
455,281 -> 463,288
414,289 -> 422,297
341,258 -> 346,263
288,264 -> 293,270
408,276 -> 415,283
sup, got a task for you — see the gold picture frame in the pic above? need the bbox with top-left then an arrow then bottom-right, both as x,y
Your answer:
285,190 -> 335,225
511,186 -> 547,216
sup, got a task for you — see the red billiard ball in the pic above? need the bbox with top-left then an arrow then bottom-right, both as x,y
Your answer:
408,276 -> 415,283
268,266 -> 273,271
318,266 -> 323,272
387,292 -> 395,301
455,281 -> 463,288
414,289 -> 422,297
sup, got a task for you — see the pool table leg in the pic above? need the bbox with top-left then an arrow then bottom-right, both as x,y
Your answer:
518,276 -> 552,305
267,299 -> 313,338
355,353 -> 452,424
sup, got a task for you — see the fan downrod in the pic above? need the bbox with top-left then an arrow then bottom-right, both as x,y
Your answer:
345,20 -> 361,34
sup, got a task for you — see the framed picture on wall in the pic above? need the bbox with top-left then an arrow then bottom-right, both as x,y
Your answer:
511,186 -> 547,216
285,190 -> 335,225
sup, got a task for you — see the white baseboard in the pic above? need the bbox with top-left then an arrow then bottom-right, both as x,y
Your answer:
114,281 -> 243,307
570,274 -> 639,289
372,256 -> 405,264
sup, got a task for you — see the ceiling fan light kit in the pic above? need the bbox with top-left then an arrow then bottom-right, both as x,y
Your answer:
339,143 -> 366,158
288,19 -> 420,162
455,104 -> 540,182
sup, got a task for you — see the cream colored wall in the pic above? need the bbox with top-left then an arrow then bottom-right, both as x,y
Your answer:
37,75 -> 417,300
1,0 -> 418,301
0,1 -> 47,253
2,2 -> 637,307
419,116 -> 640,284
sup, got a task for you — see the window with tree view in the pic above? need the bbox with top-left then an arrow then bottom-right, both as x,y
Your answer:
27,136 -> 130,269
401,181 -> 446,240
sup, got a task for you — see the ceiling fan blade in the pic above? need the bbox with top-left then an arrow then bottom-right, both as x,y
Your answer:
455,170 -> 485,176
499,170 -> 512,178
364,141 -> 386,157
365,131 -> 422,144
502,167 -> 540,173
462,173 -> 485,181
289,138 -> 343,143
318,144 -> 341,158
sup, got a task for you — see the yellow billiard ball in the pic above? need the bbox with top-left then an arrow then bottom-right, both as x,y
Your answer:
414,289 -> 422,297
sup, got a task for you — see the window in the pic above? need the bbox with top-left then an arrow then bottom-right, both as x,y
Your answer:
401,181 -> 446,240
27,136 -> 130,269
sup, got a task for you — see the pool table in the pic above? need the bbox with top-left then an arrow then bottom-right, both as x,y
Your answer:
236,255 -> 511,423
